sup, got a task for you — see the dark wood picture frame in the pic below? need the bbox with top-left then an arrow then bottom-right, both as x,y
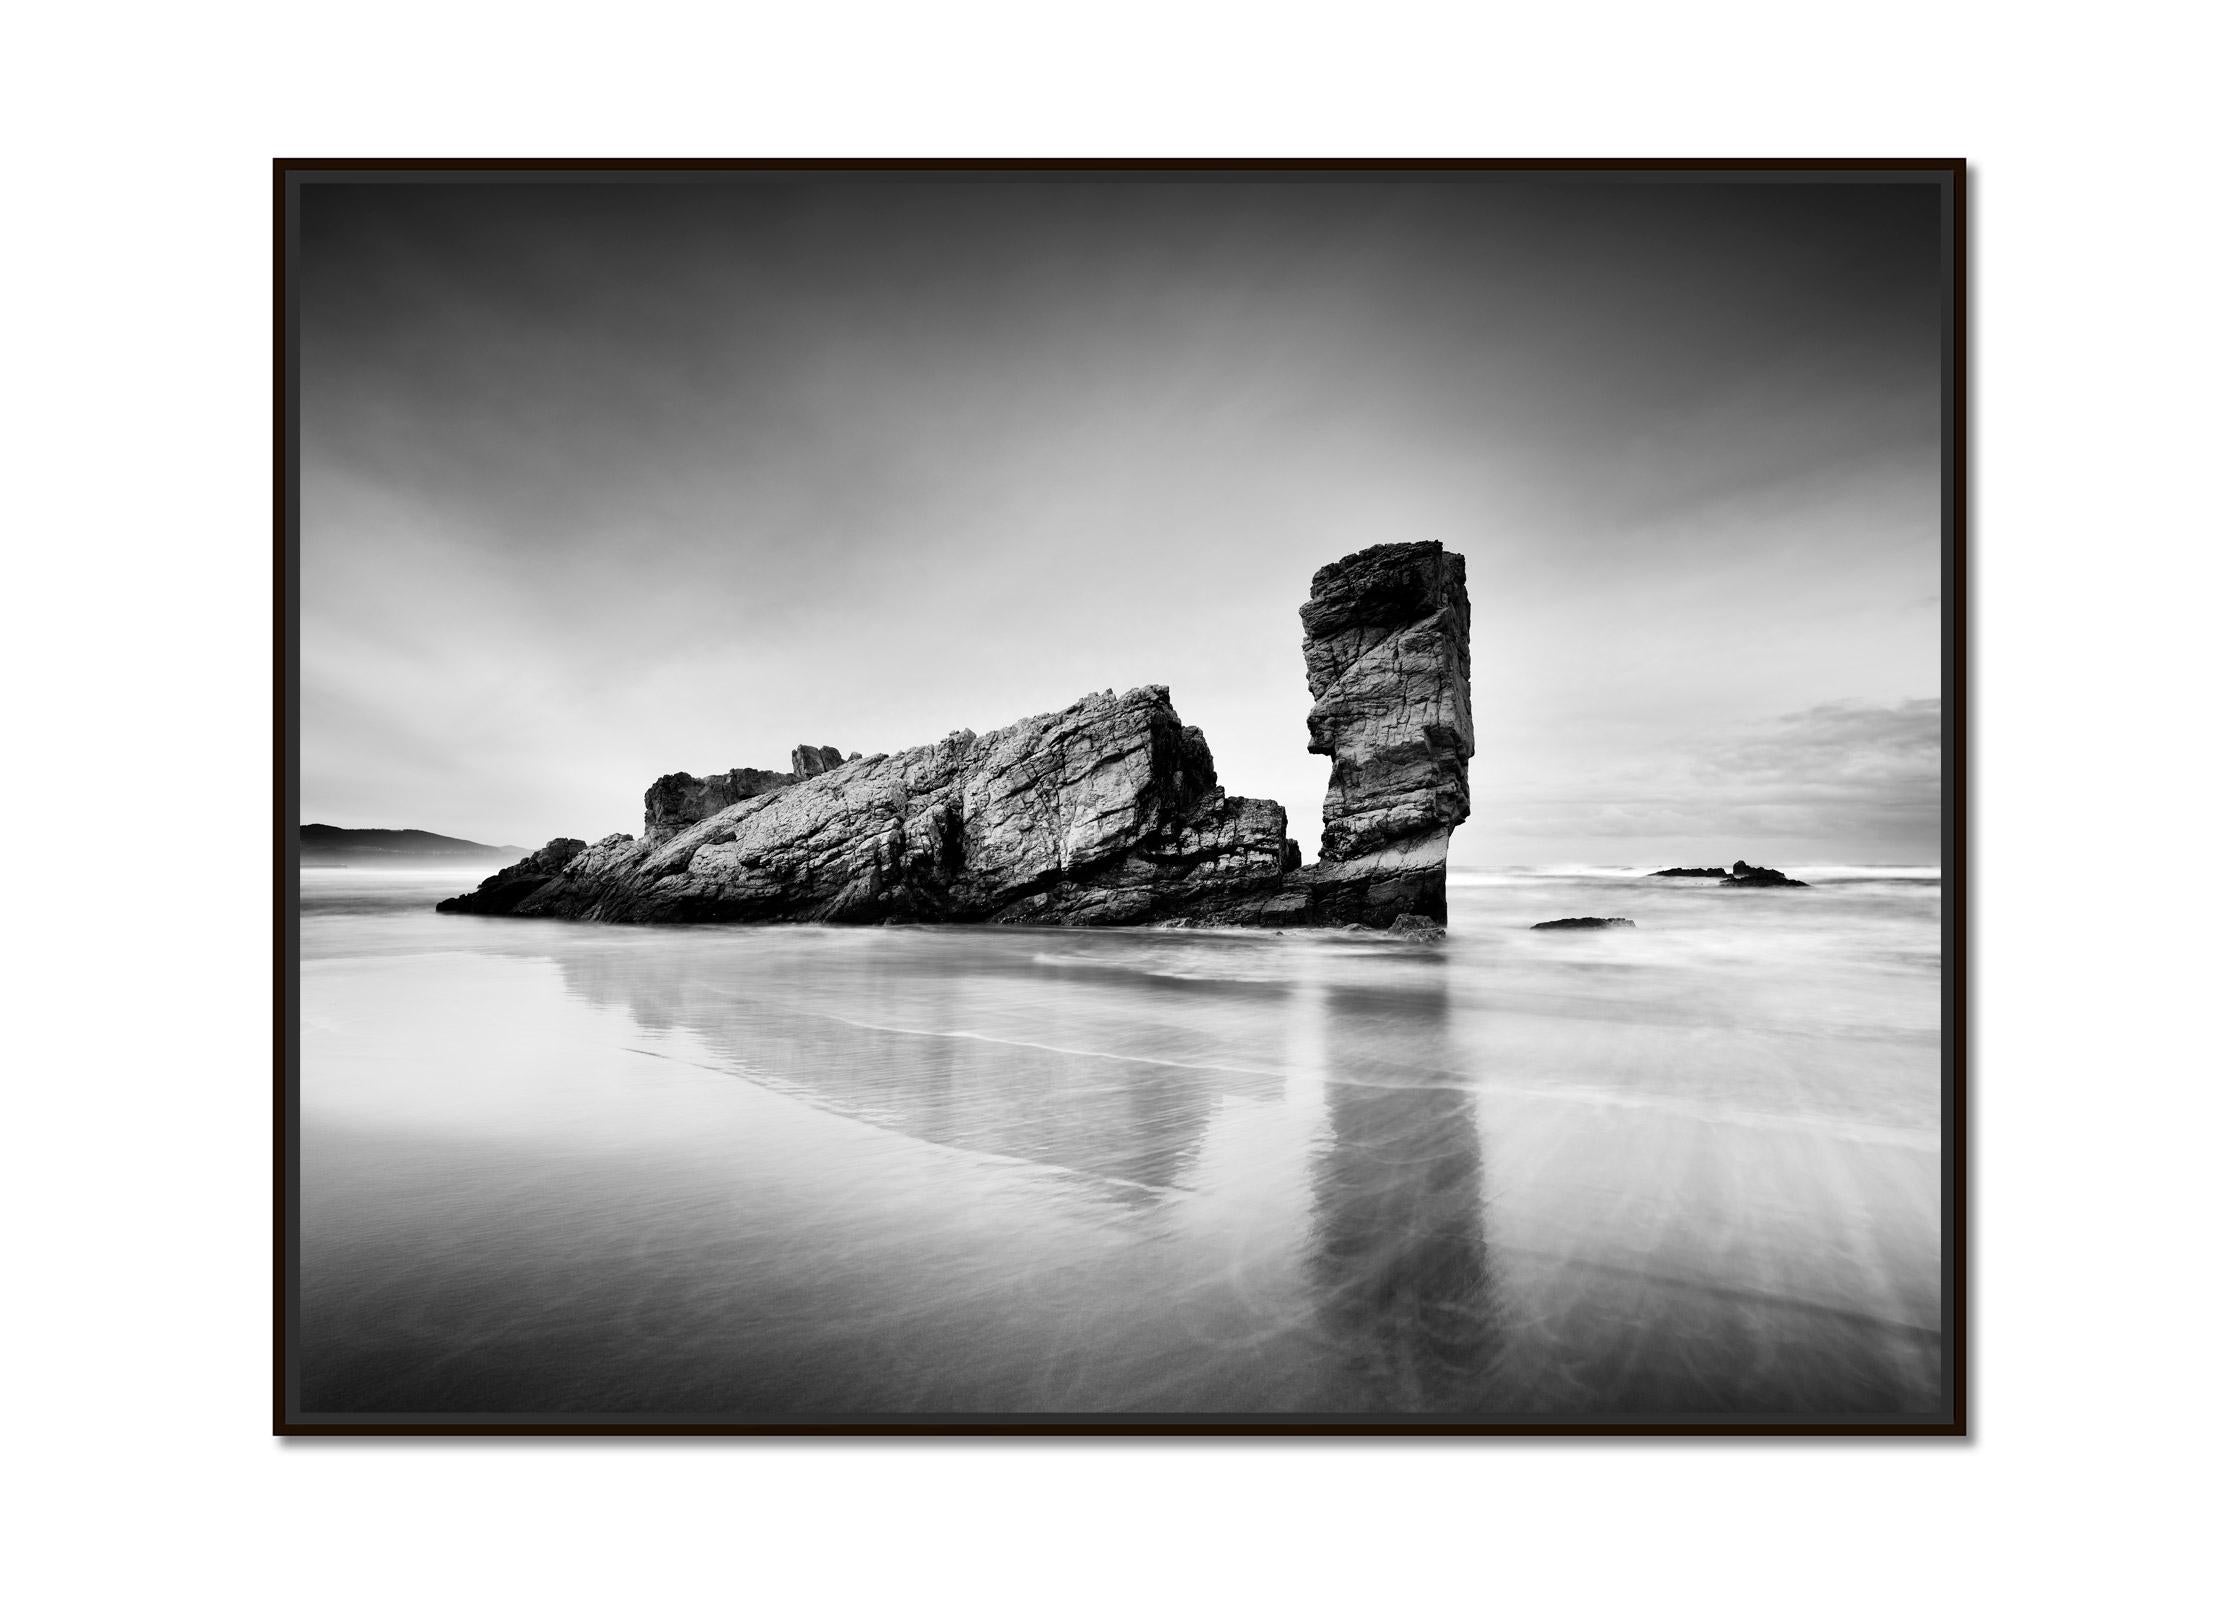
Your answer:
276,158 -> 1966,1437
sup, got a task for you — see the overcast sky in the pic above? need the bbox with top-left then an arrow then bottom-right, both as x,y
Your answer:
299,175 -> 1943,866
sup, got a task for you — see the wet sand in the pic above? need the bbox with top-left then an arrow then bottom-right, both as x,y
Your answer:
295,866 -> 1945,1418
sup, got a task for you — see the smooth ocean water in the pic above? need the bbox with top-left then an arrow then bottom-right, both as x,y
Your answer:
295,864 -> 1946,1418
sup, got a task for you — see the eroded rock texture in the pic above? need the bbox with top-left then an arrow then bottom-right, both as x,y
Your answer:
1287,541 -> 1473,924
435,836 -> 587,916
436,541 -> 1472,929
643,767 -> 796,841
439,687 -> 1299,926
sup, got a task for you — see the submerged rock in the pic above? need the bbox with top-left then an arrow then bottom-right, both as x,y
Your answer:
1647,865 -> 1727,878
1531,916 -> 1635,930
436,541 -> 1473,930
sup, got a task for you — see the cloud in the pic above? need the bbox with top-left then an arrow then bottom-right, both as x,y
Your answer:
1472,698 -> 1942,862
1697,698 -> 1941,806
299,180 -> 1943,862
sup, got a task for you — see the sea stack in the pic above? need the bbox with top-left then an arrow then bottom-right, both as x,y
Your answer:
436,541 -> 1472,930
1291,541 -> 1474,925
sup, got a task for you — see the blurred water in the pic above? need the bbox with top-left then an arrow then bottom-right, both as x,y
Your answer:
294,864 -> 1946,1418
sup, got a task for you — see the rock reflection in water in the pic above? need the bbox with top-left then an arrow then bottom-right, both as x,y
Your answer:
1309,977 -> 1504,1411
542,928 -> 1284,1206
297,869 -> 1946,1418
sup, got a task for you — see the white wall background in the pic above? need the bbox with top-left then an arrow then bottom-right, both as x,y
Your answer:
3,2 -> 2233,1595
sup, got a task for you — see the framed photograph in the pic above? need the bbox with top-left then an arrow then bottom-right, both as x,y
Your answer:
278,160 -> 1964,1435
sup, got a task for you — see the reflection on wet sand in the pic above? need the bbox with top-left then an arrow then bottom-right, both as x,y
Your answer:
542,930 -> 1283,1206
298,869 -> 1946,1417
1310,976 -> 1505,1411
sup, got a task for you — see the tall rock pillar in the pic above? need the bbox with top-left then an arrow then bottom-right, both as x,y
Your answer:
1297,541 -> 1473,925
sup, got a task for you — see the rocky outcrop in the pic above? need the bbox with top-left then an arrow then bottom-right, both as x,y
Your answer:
438,687 -> 1298,925
640,745 -> 862,840
1288,541 -> 1473,924
1647,861 -> 1812,887
435,837 -> 586,915
644,767 -> 797,840
436,541 -> 1472,930
1531,916 -> 1634,930
1722,859 -> 1810,888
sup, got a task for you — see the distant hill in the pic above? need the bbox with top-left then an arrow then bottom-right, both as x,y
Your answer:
300,824 -> 530,866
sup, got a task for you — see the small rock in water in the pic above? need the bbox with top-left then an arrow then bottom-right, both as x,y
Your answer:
1648,860 -> 1812,887
1390,912 -> 1446,942
1722,859 -> 1811,888
1531,916 -> 1635,930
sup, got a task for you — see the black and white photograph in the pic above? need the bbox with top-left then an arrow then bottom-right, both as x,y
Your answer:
281,164 -> 1959,1430
36,0 -> 2240,1585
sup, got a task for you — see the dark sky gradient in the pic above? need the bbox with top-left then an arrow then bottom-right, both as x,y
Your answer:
300,176 -> 1943,864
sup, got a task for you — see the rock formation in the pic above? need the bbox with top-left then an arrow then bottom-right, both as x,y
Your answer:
441,686 -> 1300,925
1531,916 -> 1635,930
436,836 -> 587,915
1646,861 -> 1812,888
1722,859 -> 1810,888
643,767 -> 796,840
1292,541 -> 1473,923
436,541 -> 1472,930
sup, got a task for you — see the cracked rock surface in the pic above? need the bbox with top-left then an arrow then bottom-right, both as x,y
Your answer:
1286,540 -> 1473,924
439,687 -> 1296,926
